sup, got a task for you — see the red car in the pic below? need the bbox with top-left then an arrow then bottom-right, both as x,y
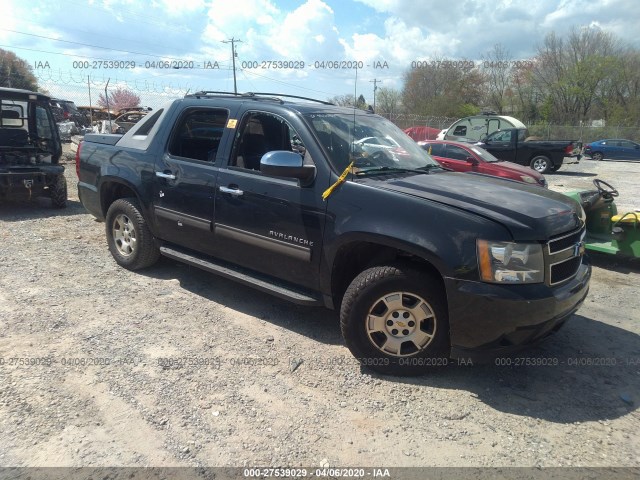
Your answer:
419,140 -> 547,187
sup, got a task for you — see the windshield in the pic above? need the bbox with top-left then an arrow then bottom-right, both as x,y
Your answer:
469,145 -> 500,162
304,112 -> 440,174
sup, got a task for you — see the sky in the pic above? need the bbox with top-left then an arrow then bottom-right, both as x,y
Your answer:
1,0 -> 639,106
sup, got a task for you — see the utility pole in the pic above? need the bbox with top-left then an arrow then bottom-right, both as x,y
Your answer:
370,79 -> 380,112
223,37 -> 242,94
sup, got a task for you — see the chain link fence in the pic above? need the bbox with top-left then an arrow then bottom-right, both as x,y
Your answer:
523,123 -> 639,144
36,73 -> 191,112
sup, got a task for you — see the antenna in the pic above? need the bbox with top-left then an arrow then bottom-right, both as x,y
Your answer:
350,66 -> 358,177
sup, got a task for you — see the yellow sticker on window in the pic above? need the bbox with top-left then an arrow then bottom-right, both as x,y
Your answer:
226,119 -> 238,129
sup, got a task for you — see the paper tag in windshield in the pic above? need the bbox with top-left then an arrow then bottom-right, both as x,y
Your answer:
226,119 -> 237,129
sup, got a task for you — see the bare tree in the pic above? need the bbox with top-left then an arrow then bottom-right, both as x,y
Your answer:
327,94 -> 356,107
510,61 -> 541,121
533,27 -> 620,123
401,57 -> 483,117
597,48 -> 640,124
481,44 -> 513,114
375,87 -> 403,114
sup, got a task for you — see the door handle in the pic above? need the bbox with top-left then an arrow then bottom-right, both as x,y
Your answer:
156,171 -> 176,180
219,186 -> 243,196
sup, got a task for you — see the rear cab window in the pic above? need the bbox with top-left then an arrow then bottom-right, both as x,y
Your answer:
168,108 -> 229,162
116,106 -> 169,150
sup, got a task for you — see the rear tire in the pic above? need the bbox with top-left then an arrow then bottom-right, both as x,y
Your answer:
340,263 -> 450,376
50,174 -> 67,208
105,198 -> 160,270
530,155 -> 552,174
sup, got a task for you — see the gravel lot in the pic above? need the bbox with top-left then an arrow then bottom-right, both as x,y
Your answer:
0,148 -> 638,472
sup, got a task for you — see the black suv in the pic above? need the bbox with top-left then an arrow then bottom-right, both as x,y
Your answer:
77,91 -> 591,374
50,98 -> 88,128
0,87 -> 66,207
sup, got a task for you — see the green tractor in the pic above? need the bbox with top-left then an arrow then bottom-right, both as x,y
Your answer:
565,179 -> 640,258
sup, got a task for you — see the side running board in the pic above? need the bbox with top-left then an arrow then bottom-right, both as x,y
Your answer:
159,246 -> 323,306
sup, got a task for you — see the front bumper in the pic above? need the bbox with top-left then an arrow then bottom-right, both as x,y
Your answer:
445,257 -> 591,361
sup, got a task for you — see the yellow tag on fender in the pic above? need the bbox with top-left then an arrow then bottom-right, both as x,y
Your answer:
226,119 -> 238,129
322,161 -> 354,201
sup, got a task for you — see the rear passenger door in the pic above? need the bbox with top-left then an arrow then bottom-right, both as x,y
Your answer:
153,107 -> 232,254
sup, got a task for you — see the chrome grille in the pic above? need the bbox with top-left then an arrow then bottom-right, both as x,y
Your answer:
550,256 -> 582,284
547,226 -> 585,285
549,228 -> 584,254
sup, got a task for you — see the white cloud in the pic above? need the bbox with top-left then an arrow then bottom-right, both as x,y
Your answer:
353,0 -> 640,59
159,0 -> 205,15
199,0 -> 346,67
341,17 -> 457,67
354,0 -> 399,12
266,0 -> 340,59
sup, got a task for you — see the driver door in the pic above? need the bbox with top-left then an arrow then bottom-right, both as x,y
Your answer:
211,110 -> 326,289
485,130 -> 515,162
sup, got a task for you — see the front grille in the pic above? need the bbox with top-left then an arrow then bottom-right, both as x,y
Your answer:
550,256 -> 582,284
549,228 -> 584,254
546,226 -> 585,285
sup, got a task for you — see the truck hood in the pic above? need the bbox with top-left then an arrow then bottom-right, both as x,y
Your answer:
367,172 -> 583,240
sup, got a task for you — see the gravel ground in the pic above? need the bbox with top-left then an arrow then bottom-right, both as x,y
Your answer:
547,156 -> 639,212
0,148 -> 639,471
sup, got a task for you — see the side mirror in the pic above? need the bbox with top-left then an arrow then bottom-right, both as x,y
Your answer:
260,151 -> 316,186
465,156 -> 478,165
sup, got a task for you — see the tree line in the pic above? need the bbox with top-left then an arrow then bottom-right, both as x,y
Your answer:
371,27 -> 640,126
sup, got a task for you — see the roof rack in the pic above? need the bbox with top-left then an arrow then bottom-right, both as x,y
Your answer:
184,91 -> 334,106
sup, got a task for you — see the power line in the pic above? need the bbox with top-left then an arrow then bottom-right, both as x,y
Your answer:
0,29 -> 232,66
0,44 -> 235,83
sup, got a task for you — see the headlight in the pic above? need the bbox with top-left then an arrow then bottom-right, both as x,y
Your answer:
520,175 -> 537,184
477,240 -> 544,284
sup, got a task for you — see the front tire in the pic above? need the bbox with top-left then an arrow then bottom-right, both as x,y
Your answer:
105,198 -> 160,270
530,155 -> 552,174
50,174 -> 67,208
592,152 -> 603,161
340,264 -> 450,376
